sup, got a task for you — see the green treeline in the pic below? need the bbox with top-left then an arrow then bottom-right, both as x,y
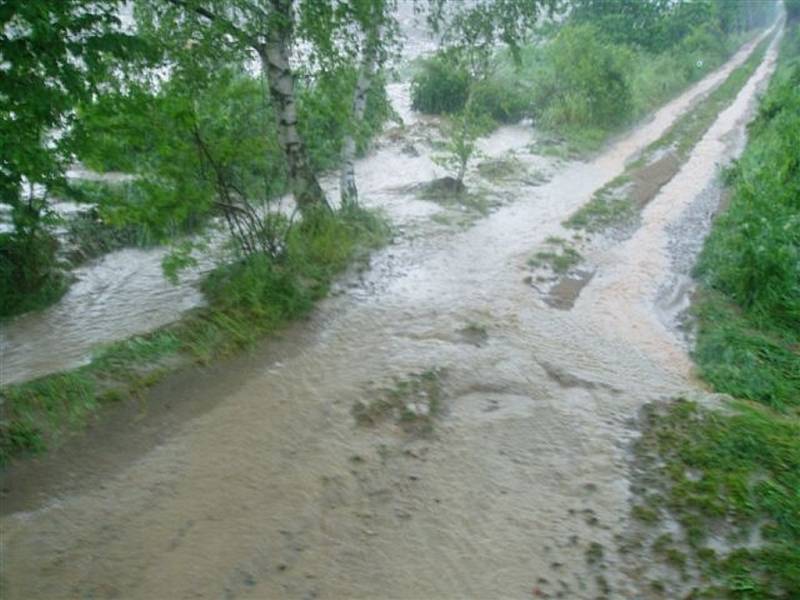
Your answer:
412,0 -> 777,152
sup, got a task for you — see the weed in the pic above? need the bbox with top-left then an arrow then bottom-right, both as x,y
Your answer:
353,368 -> 445,436
528,244 -> 582,274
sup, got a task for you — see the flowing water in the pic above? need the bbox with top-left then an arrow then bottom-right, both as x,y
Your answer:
0,28 -> 781,600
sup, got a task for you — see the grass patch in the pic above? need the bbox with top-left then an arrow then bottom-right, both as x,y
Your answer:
417,177 -> 496,219
0,206 -> 391,465
633,400 -> 800,598
476,157 -> 525,182
564,177 -> 636,233
527,238 -> 583,274
352,368 -> 445,436
693,293 -> 799,411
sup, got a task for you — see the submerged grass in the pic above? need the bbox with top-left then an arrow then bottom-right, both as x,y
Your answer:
565,34 -> 772,234
633,400 -> 800,598
0,206 -> 391,465
352,368 -> 445,436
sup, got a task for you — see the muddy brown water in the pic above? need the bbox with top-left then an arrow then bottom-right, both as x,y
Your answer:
0,29 -> 780,600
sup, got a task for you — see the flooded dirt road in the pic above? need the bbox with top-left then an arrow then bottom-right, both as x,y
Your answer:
0,29 -> 780,600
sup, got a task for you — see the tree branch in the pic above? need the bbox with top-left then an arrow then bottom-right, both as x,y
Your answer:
163,0 -> 265,51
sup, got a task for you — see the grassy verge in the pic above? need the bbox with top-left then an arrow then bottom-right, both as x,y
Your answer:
630,400 -> 799,598
565,33 -> 772,234
0,206 -> 390,465
627,23 -> 799,599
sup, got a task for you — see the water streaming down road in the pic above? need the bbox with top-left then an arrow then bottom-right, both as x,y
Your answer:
0,2 -> 438,387
0,28 -> 780,600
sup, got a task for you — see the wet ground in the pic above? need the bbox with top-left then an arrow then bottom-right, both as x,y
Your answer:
0,28 -> 781,600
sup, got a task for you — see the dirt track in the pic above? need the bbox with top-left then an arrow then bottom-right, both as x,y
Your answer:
0,30 -> 780,600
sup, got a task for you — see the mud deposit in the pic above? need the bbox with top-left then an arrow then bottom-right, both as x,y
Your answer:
0,29 -> 781,600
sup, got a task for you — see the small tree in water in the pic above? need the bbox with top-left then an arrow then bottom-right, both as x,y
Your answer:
432,99 -> 489,192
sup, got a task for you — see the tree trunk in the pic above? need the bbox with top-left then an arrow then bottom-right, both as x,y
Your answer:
261,0 -> 328,213
339,38 -> 377,207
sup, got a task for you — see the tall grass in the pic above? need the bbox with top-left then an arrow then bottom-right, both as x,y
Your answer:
693,25 -> 800,408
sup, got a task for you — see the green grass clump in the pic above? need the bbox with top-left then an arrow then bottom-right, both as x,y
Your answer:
529,246 -> 583,274
636,400 -> 800,598
565,178 -> 635,232
0,207 -> 390,465
693,295 -> 799,411
352,368 -> 445,436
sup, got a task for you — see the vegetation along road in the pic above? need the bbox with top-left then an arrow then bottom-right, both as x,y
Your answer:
1,1 -> 798,598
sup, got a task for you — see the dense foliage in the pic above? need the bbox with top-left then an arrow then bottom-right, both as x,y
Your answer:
693,25 -> 800,408
531,24 -> 633,130
410,52 -> 470,114
570,0 -> 777,50
1,0 -> 396,317
0,0 -> 148,317
412,0 -> 777,152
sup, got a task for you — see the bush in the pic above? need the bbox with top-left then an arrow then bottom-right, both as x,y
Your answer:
410,52 -> 470,115
0,230 -> 67,318
470,76 -> 530,123
532,25 -> 633,130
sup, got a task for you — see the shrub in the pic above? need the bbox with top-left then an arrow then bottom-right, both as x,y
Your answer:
410,52 -> 470,115
532,24 -> 633,130
470,76 -> 530,123
0,230 -> 67,318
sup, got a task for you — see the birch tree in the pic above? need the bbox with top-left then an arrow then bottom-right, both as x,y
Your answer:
296,0 -> 399,207
155,0 -> 328,212
336,0 -> 397,207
